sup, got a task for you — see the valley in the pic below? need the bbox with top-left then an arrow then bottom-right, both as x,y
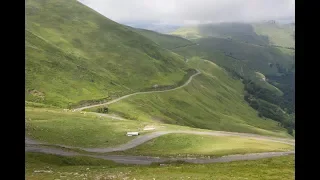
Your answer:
25,0 -> 295,179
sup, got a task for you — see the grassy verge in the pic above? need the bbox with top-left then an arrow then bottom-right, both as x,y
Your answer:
25,101 -> 56,108
28,107 -> 256,148
114,134 -> 293,158
26,152 -> 295,180
25,107 -> 153,147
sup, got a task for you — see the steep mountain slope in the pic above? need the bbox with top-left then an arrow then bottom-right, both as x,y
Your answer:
172,36 -> 294,98
170,22 -> 295,134
121,21 -> 181,33
253,22 -> 295,48
104,58 -> 290,137
26,0 -> 189,108
170,26 -> 203,39
171,22 -> 295,48
197,23 -> 270,46
132,28 -> 195,50
25,0 -> 293,137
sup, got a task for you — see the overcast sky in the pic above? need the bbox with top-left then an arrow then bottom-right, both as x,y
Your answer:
78,0 -> 295,25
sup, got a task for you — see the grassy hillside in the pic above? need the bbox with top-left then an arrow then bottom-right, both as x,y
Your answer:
172,37 -> 293,97
25,107 -> 151,147
170,26 -> 202,39
26,153 -> 295,180
26,106 -> 242,147
170,22 -> 294,48
132,28 -> 195,50
121,134 -> 293,157
25,0 -> 293,139
197,23 -> 270,46
253,23 -> 295,48
26,0 -> 189,108
173,37 -> 293,76
170,22 -> 295,133
172,39 -> 294,133
103,58 -> 291,138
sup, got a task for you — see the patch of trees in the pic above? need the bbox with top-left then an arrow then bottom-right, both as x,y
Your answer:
244,78 -> 294,113
170,43 -> 197,50
223,52 -> 243,61
97,106 -> 108,114
267,71 -> 295,113
268,63 -> 274,68
275,63 -> 288,74
243,80 -> 294,135
223,66 -> 243,80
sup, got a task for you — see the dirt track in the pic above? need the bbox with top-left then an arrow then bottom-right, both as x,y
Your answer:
73,70 -> 201,111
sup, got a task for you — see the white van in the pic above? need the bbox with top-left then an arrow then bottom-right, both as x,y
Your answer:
126,132 -> 139,136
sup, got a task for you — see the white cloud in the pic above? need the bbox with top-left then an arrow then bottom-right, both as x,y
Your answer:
78,0 -> 295,24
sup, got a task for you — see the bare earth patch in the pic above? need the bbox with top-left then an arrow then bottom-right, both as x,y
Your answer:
29,89 -> 45,100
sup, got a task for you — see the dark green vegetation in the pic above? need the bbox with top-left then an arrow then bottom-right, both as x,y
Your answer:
242,63 -> 295,134
170,22 -> 295,135
26,152 -> 295,180
197,23 -> 270,46
96,106 -> 108,114
26,0 -> 190,108
132,28 -> 196,50
244,78 -> 295,135
173,37 -> 293,77
267,71 -> 295,114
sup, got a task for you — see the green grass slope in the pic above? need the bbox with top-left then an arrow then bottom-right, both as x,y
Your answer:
132,28 -> 195,50
171,22 -> 294,49
170,23 -> 269,45
25,107 -> 151,147
26,106 -> 239,147
197,23 -> 270,46
121,134 -> 293,157
106,58 -> 290,138
26,153 -> 295,180
26,0 -> 189,108
253,23 -> 295,48
172,37 -> 293,96
170,26 -> 202,39
172,37 -> 294,133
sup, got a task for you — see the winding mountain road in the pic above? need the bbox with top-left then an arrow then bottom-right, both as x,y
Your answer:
26,63 -> 295,165
26,130 -> 294,153
25,130 -> 294,165
74,70 -> 201,111
25,144 -> 294,165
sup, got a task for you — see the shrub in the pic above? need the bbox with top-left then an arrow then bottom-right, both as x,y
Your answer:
97,106 -> 108,114
287,128 -> 293,136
